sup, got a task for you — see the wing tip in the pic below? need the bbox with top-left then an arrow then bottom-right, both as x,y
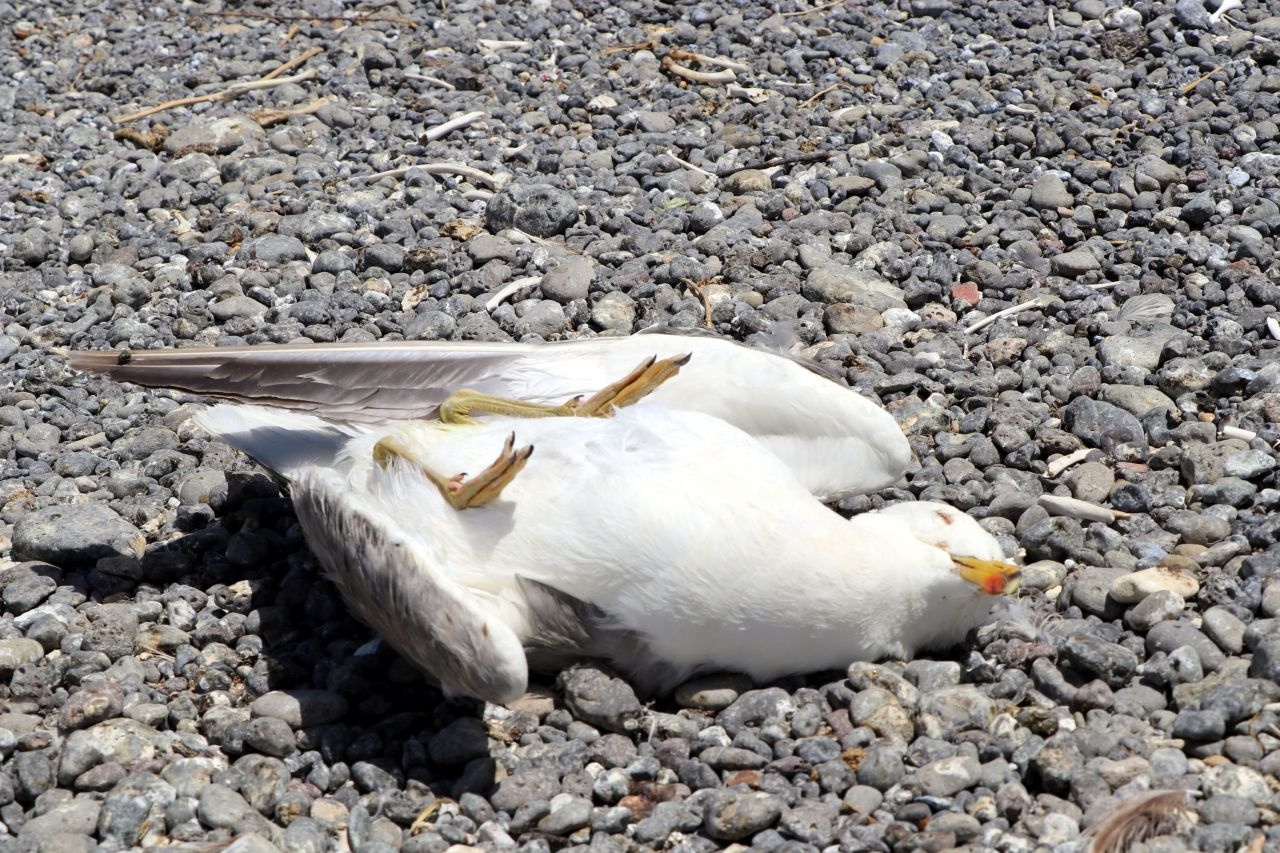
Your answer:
66,349 -> 133,374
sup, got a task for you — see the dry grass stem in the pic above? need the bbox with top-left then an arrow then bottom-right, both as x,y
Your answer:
422,110 -> 486,141
115,49 -> 323,123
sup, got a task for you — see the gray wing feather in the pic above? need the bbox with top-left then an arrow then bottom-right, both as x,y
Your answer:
290,468 -> 529,704
69,342 -> 530,423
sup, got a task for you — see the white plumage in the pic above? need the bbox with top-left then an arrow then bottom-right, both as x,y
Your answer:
194,402 -> 1020,705
69,333 -> 912,501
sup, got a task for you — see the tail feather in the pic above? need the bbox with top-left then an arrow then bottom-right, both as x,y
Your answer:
193,404 -> 359,479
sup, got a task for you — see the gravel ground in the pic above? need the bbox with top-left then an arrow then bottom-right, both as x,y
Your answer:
2,0 -> 1280,850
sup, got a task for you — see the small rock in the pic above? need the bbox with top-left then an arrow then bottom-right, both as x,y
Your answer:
723,170 -> 772,192
557,667 -> 644,734
540,256 -> 595,303
803,265 -> 907,312
198,784 -> 253,829
702,790 -> 783,841
0,638 -> 44,677
12,505 -> 145,566
249,690 -> 348,728
1110,566 -> 1200,604
1051,248 -> 1100,277
914,755 -> 982,797
1031,173 -> 1073,209
699,746 -> 767,771
487,184 -> 579,237
1126,589 -> 1185,632
674,674 -> 752,711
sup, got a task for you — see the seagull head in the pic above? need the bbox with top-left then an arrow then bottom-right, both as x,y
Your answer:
871,499 -> 1021,592
847,500 -> 1022,656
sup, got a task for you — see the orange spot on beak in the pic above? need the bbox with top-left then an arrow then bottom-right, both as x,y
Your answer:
953,557 -> 1022,596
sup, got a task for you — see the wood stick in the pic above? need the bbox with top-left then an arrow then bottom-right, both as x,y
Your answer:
251,97 -> 330,127
477,39 -> 529,51
421,110 -> 486,142
1180,65 -> 1224,95
1044,448 -> 1090,479
484,276 -> 542,311
261,46 -> 324,81
799,82 -> 847,108
667,48 -> 749,73
779,0 -> 848,17
661,58 -> 735,84
403,72 -> 455,90
962,296 -> 1048,335
354,162 -> 503,187
716,150 -> 833,177
115,64 -> 320,124
682,278 -> 716,330
204,10 -> 416,27
665,150 -> 717,180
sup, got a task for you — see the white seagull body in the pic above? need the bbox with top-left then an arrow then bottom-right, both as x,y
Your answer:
194,403 -> 1019,704
68,334 -> 912,501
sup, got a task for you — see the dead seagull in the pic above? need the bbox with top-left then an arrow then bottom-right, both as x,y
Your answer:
67,332 -> 912,501
173,379 -> 1020,704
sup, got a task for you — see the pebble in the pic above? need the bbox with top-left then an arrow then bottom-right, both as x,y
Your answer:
11,505 -> 145,566
1110,567 -> 1200,604
249,690 -> 349,728
486,184 -> 579,237
674,674 -> 752,711
539,257 -> 594,304
702,791 -> 783,841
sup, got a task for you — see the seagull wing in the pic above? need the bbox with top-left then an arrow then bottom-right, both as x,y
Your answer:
69,340 -> 568,423
69,334 -> 912,499
290,466 -> 530,704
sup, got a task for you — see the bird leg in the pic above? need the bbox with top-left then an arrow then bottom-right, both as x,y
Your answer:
373,432 -> 533,510
437,353 -> 692,423
570,352 -> 691,416
438,392 -> 577,424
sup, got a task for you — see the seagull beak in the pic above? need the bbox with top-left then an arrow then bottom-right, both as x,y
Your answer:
953,557 -> 1022,595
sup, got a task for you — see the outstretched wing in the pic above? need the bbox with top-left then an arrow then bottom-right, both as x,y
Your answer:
290,467 -> 530,704
68,341 -> 569,423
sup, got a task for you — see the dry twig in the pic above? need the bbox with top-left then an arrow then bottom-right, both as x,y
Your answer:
477,38 -> 528,51
484,276 -> 542,311
1044,448 -> 1091,479
205,10 -> 416,27
602,39 -> 658,56
667,48 -> 749,72
962,296 -> 1049,335
251,98 -> 329,127
353,162 -> 503,187
421,110 -> 486,142
661,57 -> 735,84
681,278 -> 718,329
1180,65 -> 1224,95
716,150 -> 833,178
403,72 -> 455,90
115,48 -> 323,124
779,0 -> 848,17
665,150 -> 717,180
799,82 -> 848,108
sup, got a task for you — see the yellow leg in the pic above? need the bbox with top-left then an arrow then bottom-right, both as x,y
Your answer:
374,432 -> 533,510
570,353 -> 691,416
439,392 -> 575,425
436,353 -> 692,424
